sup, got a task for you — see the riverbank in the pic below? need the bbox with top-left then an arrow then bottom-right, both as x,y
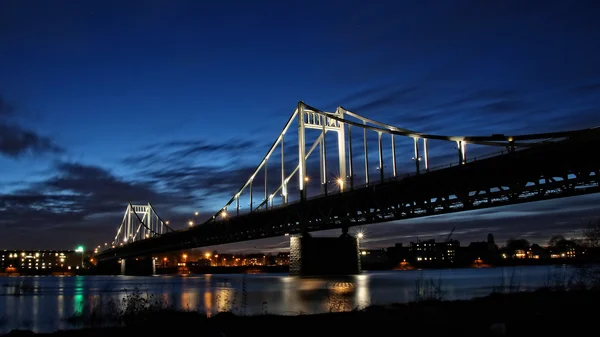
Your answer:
4,288 -> 597,337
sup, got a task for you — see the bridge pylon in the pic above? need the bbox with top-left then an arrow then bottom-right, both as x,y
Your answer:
111,202 -> 173,248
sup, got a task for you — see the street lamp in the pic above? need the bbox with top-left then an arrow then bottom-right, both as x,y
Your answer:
356,231 -> 364,249
75,246 -> 84,268
336,178 -> 344,192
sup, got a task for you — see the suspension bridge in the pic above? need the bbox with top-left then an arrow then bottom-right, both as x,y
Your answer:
95,101 -> 600,268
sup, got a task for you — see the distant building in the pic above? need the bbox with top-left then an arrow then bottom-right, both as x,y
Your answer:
387,243 -> 409,263
549,240 -> 579,259
410,239 -> 437,263
1,250 -> 79,272
213,253 -> 235,266
243,254 -> 266,266
465,233 -> 499,263
275,252 -> 290,266
409,239 -> 460,264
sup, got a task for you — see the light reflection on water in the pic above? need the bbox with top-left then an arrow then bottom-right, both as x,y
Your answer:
0,265 -> 572,333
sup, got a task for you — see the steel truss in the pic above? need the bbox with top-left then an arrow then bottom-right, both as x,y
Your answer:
96,115 -> 600,261
112,202 -> 173,247
204,102 -> 595,224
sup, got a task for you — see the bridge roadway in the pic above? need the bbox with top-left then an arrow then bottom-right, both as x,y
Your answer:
96,129 -> 600,262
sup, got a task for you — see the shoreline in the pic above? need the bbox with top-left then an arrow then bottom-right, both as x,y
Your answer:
1,260 -> 588,277
4,288 -> 597,336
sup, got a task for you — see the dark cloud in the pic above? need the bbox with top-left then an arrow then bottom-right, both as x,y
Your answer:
142,164 -> 254,199
0,161 -> 192,247
122,139 -> 256,167
120,137 -> 271,210
0,96 -> 63,158
0,122 -> 63,157
480,100 -> 527,114
345,87 -> 419,113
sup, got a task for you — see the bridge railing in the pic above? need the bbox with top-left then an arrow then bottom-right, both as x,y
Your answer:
224,147 -> 515,215
226,132 -> 576,216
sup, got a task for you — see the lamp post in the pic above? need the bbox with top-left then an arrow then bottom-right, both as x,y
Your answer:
357,232 -> 364,249
75,246 -> 84,268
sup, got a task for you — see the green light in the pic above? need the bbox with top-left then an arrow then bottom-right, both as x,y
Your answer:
75,246 -> 84,252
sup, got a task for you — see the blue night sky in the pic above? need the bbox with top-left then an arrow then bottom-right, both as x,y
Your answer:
1,0 -> 600,252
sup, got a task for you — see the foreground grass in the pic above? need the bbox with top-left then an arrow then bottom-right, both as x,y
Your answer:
4,288 -> 598,337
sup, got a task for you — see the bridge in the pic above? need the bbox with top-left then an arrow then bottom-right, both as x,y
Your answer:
94,102 -> 600,274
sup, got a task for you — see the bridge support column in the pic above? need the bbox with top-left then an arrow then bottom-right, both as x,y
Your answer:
95,259 -> 122,275
347,124 -> 354,190
391,134 -> 397,178
423,138 -> 429,172
363,122 -> 369,185
336,107 -> 347,191
298,101 -> 307,201
413,137 -> 420,174
457,141 -> 466,165
119,256 -> 156,276
378,132 -> 384,183
289,232 -> 360,276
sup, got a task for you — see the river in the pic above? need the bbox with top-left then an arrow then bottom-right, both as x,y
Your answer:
0,265 -> 573,333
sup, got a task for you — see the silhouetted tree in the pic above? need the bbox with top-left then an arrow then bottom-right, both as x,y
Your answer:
548,235 -> 566,247
576,220 -> 600,285
506,238 -> 530,251
583,220 -> 600,248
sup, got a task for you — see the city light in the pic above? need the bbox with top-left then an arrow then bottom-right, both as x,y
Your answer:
357,232 -> 364,239
194,211 -> 199,216
75,246 -> 84,268
205,252 -> 211,258
188,220 -> 194,226
336,178 -> 344,191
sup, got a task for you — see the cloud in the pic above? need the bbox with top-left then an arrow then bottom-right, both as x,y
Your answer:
0,122 -> 64,158
480,100 -> 527,114
122,138 -> 257,168
0,161 -> 187,231
0,96 -> 63,158
345,87 -> 419,113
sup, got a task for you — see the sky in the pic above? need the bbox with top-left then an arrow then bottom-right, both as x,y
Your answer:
1,0 -> 600,252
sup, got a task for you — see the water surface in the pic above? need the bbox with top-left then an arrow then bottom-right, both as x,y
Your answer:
0,265 -> 571,333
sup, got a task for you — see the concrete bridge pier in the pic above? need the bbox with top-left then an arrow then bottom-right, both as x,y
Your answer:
95,259 -> 122,275
289,227 -> 361,276
120,256 -> 156,276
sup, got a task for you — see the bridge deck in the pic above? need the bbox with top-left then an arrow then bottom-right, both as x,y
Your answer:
96,130 -> 600,261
